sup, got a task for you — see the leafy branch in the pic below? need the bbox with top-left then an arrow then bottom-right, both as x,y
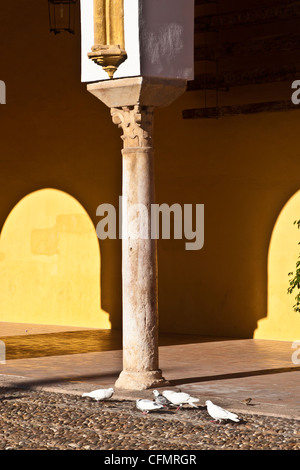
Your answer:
287,219 -> 300,313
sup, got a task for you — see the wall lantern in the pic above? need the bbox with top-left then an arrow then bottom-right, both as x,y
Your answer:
48,0 -> 77,35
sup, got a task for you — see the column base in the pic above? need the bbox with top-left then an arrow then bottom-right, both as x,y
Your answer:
115,369 -> 169,391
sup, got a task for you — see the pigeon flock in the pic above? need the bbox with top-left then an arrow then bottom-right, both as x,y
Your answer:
82,387 -> 242,423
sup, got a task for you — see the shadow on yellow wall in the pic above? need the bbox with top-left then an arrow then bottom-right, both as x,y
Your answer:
254,190 -> 300,341
0,188 -> 111,329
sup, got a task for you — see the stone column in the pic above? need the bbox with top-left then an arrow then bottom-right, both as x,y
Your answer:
88,76 -> 186,390
113,104 -> 161,389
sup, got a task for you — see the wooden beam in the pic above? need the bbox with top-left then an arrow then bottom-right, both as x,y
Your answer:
195,2 -> 300,32
182,100 -> 299,119
187,65 -> 300,91
194,33 -> 300,61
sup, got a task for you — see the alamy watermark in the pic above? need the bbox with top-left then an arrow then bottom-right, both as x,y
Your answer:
0,80 -> 6,104
291,341 -> 300,364
291,80 -> 300,105
0,341 -> 5,364
96,197 -> 204,251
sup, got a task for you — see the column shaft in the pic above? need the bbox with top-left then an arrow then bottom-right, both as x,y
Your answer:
122,147 -> 159,371
112,105 -> 165,390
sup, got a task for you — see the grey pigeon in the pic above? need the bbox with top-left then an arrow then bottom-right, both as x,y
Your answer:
153,390 -> 173,407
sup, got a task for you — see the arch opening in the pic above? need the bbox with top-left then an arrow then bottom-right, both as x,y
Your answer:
0,188 -> 111,329
254,190 -> 300,341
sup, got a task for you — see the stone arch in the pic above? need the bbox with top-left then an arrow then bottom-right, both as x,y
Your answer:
254,190 -> 300,341
0,188 -> 111,329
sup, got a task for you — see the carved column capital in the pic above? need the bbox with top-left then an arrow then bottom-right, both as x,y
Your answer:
110,105 -> 155,149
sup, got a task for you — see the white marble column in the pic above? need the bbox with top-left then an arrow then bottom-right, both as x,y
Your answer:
88,76 -> 186,389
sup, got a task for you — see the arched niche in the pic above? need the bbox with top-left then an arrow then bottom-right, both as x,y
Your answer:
0,189 -> 111,329
254,190 -> 300,341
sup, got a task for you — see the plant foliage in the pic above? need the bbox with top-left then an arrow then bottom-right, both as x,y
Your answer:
287,220 -> 300,312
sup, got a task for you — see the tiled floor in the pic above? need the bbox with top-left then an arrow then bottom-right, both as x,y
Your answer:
0,322 -> 300,419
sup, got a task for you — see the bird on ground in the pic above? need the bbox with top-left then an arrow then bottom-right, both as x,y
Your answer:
205,400 -> 240,424
162,390 -> 199,410
82,387 -> 114,401
153,390 -> 173,408
136,399 -> 164,414
240,398 -> 252,406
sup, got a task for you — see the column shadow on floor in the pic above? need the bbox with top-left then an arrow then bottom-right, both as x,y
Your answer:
168,365 -> 300,387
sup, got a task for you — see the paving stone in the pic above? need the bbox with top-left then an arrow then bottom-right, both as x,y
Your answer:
0,388 -> 299,450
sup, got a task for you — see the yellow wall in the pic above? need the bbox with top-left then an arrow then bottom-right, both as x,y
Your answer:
0,1 -> 300,338
0,189 -> 110,329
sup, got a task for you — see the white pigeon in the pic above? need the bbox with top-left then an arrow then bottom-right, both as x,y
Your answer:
82,387 -> 114,401
136,399 -> 164,414
205,400 -> 240,423
162,390 -> 199,410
